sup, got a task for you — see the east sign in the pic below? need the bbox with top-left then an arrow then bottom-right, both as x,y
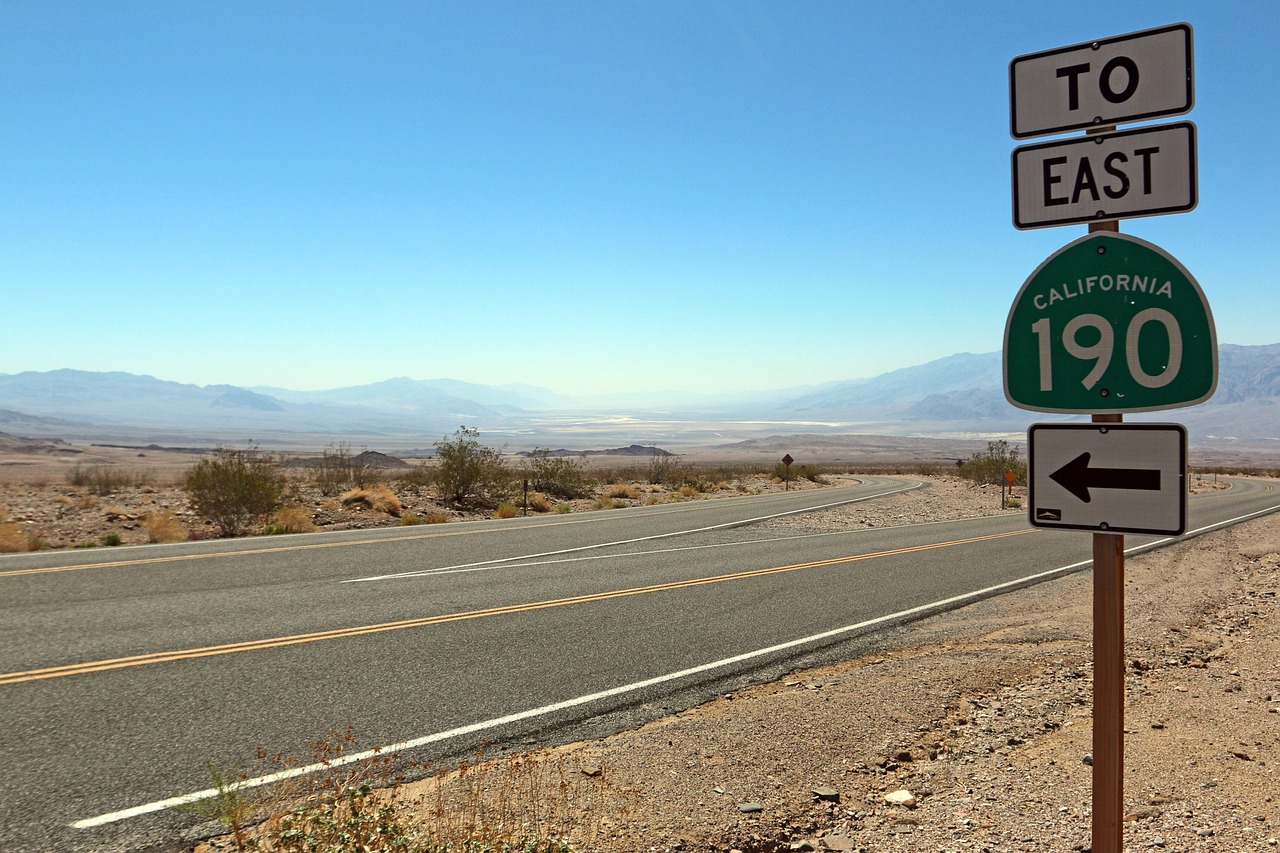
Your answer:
1013,122 -> 1196,230
1004,232 -> 1216,413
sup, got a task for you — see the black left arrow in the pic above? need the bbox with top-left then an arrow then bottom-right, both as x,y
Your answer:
1049,452 -> 1161,503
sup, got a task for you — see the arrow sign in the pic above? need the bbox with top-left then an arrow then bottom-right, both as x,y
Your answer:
1028,423 -> 1186,535
1049,452 -> 1161,503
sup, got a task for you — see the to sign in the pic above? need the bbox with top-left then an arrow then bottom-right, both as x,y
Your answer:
1028,423 -> 1186,535
1012,122 -> 1196,229
1004,232 -> 1217,413
1010,22 -> 1193,139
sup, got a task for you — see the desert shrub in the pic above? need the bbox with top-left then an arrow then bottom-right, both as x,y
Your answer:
677,485 -> 699,498
553,503 -> 572,514
431,427 -> 511,506
424,512 -> 450,524
397,513 -> 424,526
494,503 -> 520,519
645,452 -> 680,485
143,510 -> 188,543
593,497 -> 623,510
340,486 -> 403,517
67,464 -> 148,496
771,463 -> 829,484
183,446 -> 285,537
526,492 -> 553,513
101,532 -> 123,546
958,439 -> 1027,487
313,442 -> 381,496
523,448 -> 595,499
272,506 -> 318,533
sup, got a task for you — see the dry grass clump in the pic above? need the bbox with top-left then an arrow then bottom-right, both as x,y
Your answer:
187,729 -> 628,853
527,492 -> 553,513
677,485 -> 699,498
272,507 -> 318,534
340,485 -> 403,517
143,509 -> 189,543
493,503 -> 520,519
604,484 -> 640,500
0,521 -> 30,553
424,512 -> 450,524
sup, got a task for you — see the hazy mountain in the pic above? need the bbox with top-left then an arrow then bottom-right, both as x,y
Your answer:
779,352 -> 1003,412
1212,344 -> 1280,403
769,345 -> 1280,443
2,343 -> 1277,446
252,377 -> 573,412
0,370 -> 481,436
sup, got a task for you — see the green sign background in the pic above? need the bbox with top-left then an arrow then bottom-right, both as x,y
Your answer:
1004,233 -> 1217,413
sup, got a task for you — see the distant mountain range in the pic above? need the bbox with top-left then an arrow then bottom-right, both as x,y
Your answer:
1,343 -> 1277,448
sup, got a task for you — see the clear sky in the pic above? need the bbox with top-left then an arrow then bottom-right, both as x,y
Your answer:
2,1 -> 1275,397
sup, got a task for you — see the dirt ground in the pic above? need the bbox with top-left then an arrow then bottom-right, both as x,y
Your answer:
179,474 -> 1280,853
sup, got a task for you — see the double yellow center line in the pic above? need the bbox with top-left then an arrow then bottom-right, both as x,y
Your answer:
1,528 -> 1032,686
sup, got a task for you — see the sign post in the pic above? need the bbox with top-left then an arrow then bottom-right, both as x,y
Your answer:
1006,23 -> 1207,853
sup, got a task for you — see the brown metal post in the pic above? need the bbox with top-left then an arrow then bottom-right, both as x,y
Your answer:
1091,485 -> 1124,853
1090,198 -> 1123,852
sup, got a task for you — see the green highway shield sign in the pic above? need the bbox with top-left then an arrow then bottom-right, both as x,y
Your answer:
1004,233 -> 1217,413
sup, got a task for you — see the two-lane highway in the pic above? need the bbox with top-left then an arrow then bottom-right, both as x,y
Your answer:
1,476 -> 1276,852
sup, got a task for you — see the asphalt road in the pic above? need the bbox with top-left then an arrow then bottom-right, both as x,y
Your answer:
1,476 -> 1277,852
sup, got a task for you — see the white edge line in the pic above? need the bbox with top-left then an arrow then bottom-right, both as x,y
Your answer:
76,500 -> 1280,830
341,481 -> 926,583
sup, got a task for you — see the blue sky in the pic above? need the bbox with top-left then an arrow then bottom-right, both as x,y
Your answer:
2,1 -> 1275,397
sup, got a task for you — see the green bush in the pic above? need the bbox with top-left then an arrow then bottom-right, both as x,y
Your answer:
183,446 -> 285,537
430,427 -> 511,507
523,448 -> 594,499
958,440 -> 1027,487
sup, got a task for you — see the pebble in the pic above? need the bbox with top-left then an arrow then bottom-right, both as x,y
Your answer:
883,789 -> 917,808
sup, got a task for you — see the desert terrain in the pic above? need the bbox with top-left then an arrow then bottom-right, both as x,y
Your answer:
3,437 -> 1278,852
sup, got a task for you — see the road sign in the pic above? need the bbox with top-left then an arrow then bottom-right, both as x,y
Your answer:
1004,232 -> 1216,413
1012,122 -> 1196,229
1029,423 -> 1186,534
1010,22 -> 1193,139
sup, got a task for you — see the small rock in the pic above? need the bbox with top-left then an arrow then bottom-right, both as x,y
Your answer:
812,786 -> 841,803
821,835 -> 856,852
1197,827 -> 1215,837
1083,753 -> 1094,766
737,802 -> 764,814
884,789 -> 918,808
